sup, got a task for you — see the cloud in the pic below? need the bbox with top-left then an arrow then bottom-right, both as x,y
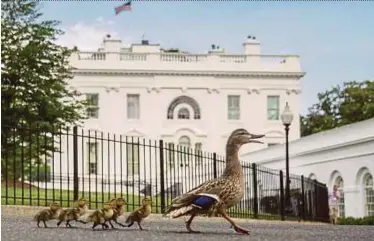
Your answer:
55,17 -> 121,51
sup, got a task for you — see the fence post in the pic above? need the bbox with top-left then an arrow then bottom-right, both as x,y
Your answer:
313,179 -> 318,221
159,140 -> 166,213
73,126 -> 79,202
279,170 -> 285,221
213,153 -> 217,179
251,163 -> 258,219
301,175 -> 306,221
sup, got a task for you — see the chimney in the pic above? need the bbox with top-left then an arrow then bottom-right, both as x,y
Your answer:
103,34 -> 122,52
243,35 -> 260,55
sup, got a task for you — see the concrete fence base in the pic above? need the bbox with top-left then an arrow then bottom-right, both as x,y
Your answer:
1,205 -> 328,226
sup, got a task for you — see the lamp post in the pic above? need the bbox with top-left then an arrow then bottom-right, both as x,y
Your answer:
281,102 -> 294,211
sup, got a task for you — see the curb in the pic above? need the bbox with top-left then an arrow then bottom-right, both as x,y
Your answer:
1,205 -> 328,226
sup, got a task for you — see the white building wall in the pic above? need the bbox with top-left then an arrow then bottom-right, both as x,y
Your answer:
37,35 -> 307,195
241,118 -> 374,218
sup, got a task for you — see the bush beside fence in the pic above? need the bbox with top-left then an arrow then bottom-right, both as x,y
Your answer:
1,125 -> 330,222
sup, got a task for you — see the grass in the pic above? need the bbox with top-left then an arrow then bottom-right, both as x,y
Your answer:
1,186 -> 305,222
1,186 -> 163,213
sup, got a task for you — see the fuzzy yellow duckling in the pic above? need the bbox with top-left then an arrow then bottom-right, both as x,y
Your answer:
87,201 -> 115,230
57,198 -> 88,228
104,197 -> 127,229
33,202 -> 61,228
124,197 -> 152,230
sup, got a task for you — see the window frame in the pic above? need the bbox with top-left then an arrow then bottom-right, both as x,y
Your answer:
227,95 -> 240,120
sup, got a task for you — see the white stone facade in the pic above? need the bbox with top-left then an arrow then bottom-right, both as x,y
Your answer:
44,35 -> 306,194
241,118 -> 374,218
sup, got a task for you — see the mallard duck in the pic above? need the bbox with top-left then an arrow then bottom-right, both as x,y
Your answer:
163,128 -> 264,235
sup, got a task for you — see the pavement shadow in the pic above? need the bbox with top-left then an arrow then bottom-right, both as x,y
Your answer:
162,230 -> 237,236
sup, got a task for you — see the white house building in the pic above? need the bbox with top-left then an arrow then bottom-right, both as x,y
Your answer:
240,118 -> 374,218
47,34 -> 306,194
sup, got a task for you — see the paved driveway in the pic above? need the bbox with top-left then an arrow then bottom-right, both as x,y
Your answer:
2,216 -> 373,241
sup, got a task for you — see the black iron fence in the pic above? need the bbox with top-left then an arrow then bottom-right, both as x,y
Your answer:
1,125 -> 330,222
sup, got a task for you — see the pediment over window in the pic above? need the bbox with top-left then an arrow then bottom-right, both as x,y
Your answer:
161,127 -> 207,138
123,129 -> 145,137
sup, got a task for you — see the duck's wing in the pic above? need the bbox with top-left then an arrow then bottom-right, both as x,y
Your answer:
163,179 -> 226,218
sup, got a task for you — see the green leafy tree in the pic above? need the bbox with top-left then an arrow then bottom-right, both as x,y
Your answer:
1,0 -> 86,182
301,80 -> 374,137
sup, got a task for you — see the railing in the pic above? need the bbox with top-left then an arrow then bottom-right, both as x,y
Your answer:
72,52 -> 302,72
1,125 -> 329,222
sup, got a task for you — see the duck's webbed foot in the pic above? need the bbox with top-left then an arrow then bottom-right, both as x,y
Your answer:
220,210 -> 250,235
233,225 -> 250,235
185,213 -> 200,233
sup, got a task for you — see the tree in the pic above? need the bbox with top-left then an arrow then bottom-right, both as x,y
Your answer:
1,1 -> 86,182
300,80 -> 374,137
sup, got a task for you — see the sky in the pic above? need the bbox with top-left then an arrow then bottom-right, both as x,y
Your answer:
39,1 -> 374,115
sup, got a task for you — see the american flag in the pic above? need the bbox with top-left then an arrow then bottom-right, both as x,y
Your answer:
115,0 -> 132,15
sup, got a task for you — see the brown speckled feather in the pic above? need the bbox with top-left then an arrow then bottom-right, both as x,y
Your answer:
163,129 -> 250,218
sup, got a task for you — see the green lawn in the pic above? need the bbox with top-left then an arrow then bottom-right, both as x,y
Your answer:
1,187 -> 301,222
1,186 -> 163,213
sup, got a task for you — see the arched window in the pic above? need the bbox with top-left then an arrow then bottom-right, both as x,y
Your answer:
334,176 -> 345,218
364,173 -> 374,216
167,96 -> 201,119
177,108 -> 190,119
178,136 -> 191,148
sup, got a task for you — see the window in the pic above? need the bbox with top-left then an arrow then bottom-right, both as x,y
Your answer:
167,95 -> 201,119
177,108 -> 190,119
168,143 -> 175,167
178,136 -> 191,167
195,142 -> 202,165
87,142 -> 98,174
86,94 -> 99,118
178,136 -> 191,148
364,173 -> 374,216
227,95 -> 240,120
335,176 -> 345,218
267,96 -> 280,120
127,94 -> 140,119
126,141 -> 139,176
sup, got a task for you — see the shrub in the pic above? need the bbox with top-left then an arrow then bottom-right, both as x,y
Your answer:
337,216 -> 374,225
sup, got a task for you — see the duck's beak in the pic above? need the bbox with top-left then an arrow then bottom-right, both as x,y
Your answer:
248,133 -> 265,144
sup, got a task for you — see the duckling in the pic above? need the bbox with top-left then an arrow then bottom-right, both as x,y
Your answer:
163,129 -> 265,235
33,202 -> 61,228
57,198 -> 89,228
124,197 -> 152,230
87,201 -> 115,230
104,197 -> 127,229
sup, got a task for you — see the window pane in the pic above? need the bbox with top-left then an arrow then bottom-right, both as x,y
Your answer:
179,136 -> 191,148
126,142 -> 139,175
168,143 -> 175,167
228,95 -> 240,120
195,142 -> 202,165
228,95 -> 240,108
267,109 -> 279,120
86,93 -> 99,106
86,94 -> 99,118
178,108 -> 190,119
127,94 -> 140,119
267,96 -> 279,109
